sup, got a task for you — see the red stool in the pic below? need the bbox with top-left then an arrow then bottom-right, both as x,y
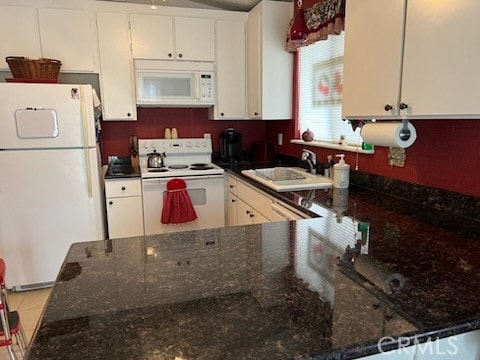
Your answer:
0,259 -> 27,359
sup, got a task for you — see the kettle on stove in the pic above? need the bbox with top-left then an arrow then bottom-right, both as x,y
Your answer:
220,128 -> 242,163
147,150 -> 166,168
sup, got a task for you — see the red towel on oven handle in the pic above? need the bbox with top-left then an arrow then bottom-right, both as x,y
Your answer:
161,178 -> 197,224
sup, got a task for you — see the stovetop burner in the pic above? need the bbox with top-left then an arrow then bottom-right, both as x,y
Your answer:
169,164 -> 189,169
190,164 -> 214,170
148,168 -> 169,172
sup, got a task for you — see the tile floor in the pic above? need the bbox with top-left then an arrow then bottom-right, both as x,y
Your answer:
0,288 -> 51,360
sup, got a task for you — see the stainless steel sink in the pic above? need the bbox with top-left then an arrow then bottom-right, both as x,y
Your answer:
241,167 -> 333,192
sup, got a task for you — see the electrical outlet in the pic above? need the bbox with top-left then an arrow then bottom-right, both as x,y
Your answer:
278,133 -> 283,146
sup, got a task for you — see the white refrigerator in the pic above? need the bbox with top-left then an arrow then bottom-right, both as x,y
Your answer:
0,83 -> 105,291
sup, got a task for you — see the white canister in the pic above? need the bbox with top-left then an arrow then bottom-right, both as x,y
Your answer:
333,154 -> 350,188
164,128 -> 171,139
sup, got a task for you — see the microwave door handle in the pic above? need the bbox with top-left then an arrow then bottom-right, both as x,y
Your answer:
195,74 -> 200,100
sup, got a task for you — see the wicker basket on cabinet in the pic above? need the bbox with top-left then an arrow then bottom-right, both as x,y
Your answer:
6,56 -> 62,80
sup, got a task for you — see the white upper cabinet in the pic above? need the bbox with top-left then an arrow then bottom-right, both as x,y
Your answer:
0,6 -> 41,67
342,0 -> 480,120
247,0 -> 293,120
130,14 -> 174,60
0,6 -> 95,72
210,19 -> 247,120
130,14 -> 215,62
38,8 -> 95,72
342,0 -> 405,120
174,17 -> 215,62
97,12 -> 137,121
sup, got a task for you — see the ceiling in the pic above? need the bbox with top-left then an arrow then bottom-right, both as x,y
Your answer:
100,0 -> 292,12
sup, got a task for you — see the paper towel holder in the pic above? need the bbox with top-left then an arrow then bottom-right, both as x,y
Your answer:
399,119 -> 411,141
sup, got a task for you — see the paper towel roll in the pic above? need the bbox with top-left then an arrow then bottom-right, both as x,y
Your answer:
361,121 -> 417,148
354,254 -> 405,294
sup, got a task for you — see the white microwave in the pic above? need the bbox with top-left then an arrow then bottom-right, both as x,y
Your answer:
135,60 -> 215,107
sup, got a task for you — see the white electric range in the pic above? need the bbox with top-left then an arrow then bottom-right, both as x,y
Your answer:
138,138 -> 225,234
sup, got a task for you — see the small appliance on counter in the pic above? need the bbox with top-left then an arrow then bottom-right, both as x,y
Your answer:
220,128 -> 242,163
106,156 -> 140,179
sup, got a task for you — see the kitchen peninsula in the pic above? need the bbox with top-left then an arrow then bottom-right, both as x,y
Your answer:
26,183 -> 480,359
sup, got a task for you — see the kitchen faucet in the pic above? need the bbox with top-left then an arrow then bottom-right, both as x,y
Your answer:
301,149 -> 317,173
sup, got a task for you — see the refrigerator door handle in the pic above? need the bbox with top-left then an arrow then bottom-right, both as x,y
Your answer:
80,87 -> 93,198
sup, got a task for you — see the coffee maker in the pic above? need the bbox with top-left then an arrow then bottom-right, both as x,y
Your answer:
220,128 -> 242,163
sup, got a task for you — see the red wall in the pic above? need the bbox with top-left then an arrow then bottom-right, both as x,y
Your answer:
266,118 -> 480,198
101,107 -> 266,161
101,107 -> 480,198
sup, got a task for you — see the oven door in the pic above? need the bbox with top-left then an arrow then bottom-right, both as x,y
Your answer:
142,175 -> 225,235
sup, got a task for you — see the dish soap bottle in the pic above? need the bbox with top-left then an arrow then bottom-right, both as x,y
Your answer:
333,154 -> 350,188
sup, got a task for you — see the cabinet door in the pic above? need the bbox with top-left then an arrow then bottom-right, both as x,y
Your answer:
260,1 -> 292,120
106,196 -> 143,239
38,8 -> 95,72
332,271 -> 385,348
174,17 -> 215,61
0,6 -> 41,69
400,0 -> 480,118
237,199 -> 254,225
213,20 -> 246,119
247,10 -> 262,119
413,329 -> 480,360
342,0 -> 406,120
130,14 -> 174,60
97,12 -> 137,121
227,191 -> 238,226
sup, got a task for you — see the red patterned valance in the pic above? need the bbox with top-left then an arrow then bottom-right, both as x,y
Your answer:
286,0 -> 345,52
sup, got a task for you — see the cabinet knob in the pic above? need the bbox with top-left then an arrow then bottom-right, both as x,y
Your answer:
229,185 -> 234,188
384,104 -> 393,111
121,186 -> 126,191
246,210 -> 251,214
178,53 -> 183,58
384,315 -> 393,322
168,53 -> 172,58
127,112 -> 131,117
399,102 -> 408,110
372,304 -> 381,310
249,213 -> 255,218
177,261 -> 181,266
108,201 -> 113,205
231,199 -> 236,203
254,112 -> 259,116
220,112 -> 224,116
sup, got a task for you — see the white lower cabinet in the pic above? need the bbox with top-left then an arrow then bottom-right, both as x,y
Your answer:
237,198 -> 269,225
359,329 -> 480,360
226,174 -> 312,226
232,177 -> 272,225
105,178 -> 144,239
412,329 -> 480,360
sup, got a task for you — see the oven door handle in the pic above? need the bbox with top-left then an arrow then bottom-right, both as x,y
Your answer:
142,175 -> 224,184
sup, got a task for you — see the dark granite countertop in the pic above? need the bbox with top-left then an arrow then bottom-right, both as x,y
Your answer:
27,168 -> 480,359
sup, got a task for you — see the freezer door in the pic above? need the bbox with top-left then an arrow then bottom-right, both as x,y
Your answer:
0,83 -> 96,149
0,148 -> 105,289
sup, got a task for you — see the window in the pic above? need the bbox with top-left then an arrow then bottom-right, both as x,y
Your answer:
298,33 -> 362,146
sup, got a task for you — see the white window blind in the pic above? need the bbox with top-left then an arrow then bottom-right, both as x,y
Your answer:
298,33 -> 362,146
